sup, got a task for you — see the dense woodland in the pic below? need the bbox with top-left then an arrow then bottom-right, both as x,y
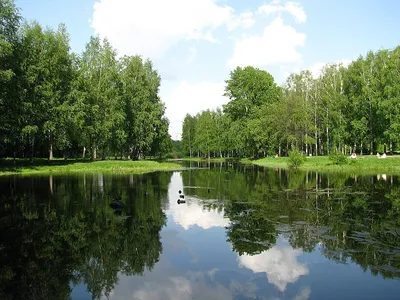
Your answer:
181,47 -> 400,158
0,0 -> 172,161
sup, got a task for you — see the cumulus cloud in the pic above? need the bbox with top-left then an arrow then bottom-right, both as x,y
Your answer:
166,172 -> 229,230
308,59 -> 352,79
227,17 -> 306,69
161,81 -> 228,139
258,0 -> 307,24
91,0 -> 254,59
238,245 -> 309,292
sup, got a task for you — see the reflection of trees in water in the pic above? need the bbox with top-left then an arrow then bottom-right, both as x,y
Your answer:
0,173 -> 170,300
182,166 -> 400,279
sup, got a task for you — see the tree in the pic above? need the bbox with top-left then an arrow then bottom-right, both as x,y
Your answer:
0,0 -> 22,158
181,113 -> 196,157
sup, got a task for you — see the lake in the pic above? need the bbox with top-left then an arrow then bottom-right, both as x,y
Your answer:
1,162 -> 400,299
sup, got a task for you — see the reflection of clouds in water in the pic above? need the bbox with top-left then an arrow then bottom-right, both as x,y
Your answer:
133,277 -> 192,300
167,172 -> 229,230
238,245 -> 309,292
294,286 -> 311,300
100,271 -> 232,300
269,286 -> 311,300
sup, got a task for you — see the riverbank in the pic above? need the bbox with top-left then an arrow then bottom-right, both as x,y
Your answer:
0,158 -> 183,176
250,155 -> 400,175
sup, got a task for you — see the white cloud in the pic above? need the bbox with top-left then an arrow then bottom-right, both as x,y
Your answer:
91,0 -> 253,59
238,245 -> 309,292
227,11 -> 256,31
166,172 -> 229,229
186,46 -> 198,64
161,81 -> 228,139
308,59 -> 352,79
227,17 -> 306,69
258,1 -> 307,24
307,62 -> 326,79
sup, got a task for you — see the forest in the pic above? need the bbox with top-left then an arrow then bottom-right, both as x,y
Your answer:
181,47 -> 400,158
0,0 -> 172,161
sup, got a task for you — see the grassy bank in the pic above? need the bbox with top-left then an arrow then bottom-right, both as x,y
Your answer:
171,157 -> 240,163
0,158 -> 183,176
250,155 -> 400,175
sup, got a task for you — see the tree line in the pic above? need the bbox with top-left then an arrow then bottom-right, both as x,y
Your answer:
181,46 -> 400,158
0,0 -> 172,161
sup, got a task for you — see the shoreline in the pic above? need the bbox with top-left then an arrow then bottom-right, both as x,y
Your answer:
0,159 -> 183,176
171,155 -> 400,175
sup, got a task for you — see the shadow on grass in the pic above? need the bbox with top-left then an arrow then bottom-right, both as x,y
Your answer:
0,158 -> 93,173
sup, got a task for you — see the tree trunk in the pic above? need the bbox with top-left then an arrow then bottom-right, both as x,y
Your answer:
91,146 -> 97,161
31,138 -> 34,164
48,143 -> 53,161
326,109 -> 329,155
305,133 -> 308,155
82,146 -> 86,159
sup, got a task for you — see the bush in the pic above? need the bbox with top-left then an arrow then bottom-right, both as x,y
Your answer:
329,150 -> 348,165
288,149 -> 305,168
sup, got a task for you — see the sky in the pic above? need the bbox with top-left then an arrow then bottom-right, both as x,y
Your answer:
14,0 -> 400,139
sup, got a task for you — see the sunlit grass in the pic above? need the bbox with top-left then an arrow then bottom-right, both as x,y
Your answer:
0,158 -> 183,176
250,155 -> 400,175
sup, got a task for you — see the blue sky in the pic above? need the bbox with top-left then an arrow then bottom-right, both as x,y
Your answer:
15,0 -> 400,139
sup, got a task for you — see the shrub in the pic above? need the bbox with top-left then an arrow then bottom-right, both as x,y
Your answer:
329,149 -> 348,165
288,149 -> 305,168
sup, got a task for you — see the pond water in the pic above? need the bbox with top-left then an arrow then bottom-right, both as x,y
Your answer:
1,162 -> 400,299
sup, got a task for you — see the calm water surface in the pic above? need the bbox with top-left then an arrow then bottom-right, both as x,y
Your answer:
1,163 -> 400,299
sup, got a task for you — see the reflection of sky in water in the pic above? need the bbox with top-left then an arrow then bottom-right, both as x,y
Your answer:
167,172 -> 229,230
238,237 -> 309,292
71,171 -> 400,300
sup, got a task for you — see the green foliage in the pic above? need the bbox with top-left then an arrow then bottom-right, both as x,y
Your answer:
329,149 -> 348,165
288,148 -> 305,168
180,45 -> 400,160
0,1 -> 171,161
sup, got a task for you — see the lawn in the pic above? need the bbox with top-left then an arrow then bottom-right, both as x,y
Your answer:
250,155 -> 400,175
0,158 -> 183,176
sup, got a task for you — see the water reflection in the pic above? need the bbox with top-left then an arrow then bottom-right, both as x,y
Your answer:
0,173 -> 170,300
238,237 -> 309,292
167,172 -> 229,230
1,166 -> 400,299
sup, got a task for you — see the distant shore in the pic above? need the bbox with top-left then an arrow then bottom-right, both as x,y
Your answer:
175,155 -> 400,175
0,159 -> 182,176
249,155 -> 400,175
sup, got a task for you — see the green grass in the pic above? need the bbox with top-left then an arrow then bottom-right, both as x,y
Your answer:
249,155 -> 400,175
0,158 -> 183,176
170,157 -> 236,163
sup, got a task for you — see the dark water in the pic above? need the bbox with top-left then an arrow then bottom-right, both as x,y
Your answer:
1,163 -> 400,300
